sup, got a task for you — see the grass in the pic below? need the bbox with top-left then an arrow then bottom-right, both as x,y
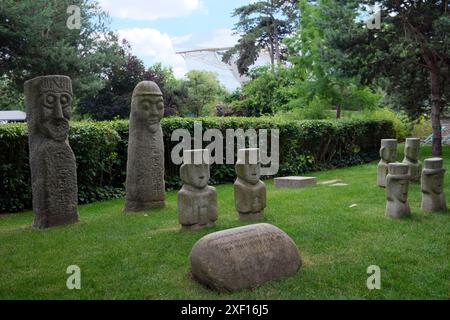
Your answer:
0,145 -> 449,300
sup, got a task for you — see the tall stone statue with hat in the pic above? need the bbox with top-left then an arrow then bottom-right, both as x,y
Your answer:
24,75 -> 79,228
421,158 -> 447,212
124,81 -> 166,212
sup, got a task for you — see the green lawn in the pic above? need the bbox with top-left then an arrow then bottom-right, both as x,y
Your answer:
0,145 -> 449,300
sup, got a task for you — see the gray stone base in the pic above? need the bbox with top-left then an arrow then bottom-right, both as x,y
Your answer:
124,200 -> 165,213
33,213 -> 79,229
182,222 -> 215,231
274,176 -> 317,189
238,211 -> 264,221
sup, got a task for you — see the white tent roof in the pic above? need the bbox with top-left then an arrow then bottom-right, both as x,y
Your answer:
0,110 -> 26,121
177,48 -> 272,92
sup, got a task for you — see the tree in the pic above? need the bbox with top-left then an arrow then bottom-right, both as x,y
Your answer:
223,0 -> 299,75
226,65 -> 297,116
77,43 -> 146,120
287,0 -> 382,119
318,0 -> 450,155
184,70 -> 226,117
0,76 -> 24,110
0,0 -> 124,101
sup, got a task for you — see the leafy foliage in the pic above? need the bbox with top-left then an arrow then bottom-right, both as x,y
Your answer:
317,0 -> 450,154
223,0 -> 299,75
0,0 -> 125,101
183,70 -> 227,116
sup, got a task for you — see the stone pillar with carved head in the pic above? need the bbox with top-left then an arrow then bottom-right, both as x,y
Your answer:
24,75 -> 79,228
378,139 -> 398,188
402,138 -> 422,182
178,149 -> 218,230
421,158 -> 447,212
124,81 -> 165,212
234,148 -> 266,221
386,163 -> 411,218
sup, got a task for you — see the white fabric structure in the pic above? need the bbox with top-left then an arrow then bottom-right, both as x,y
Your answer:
0,110 -> 26,123
177,48 -> 272,92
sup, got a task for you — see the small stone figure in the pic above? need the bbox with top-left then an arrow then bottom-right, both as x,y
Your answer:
421,158 -> 447,212
124,81 -> 165,212
386,163 -> 411,219
24,75 -> 79,228
178,150 -> 218,230
402,138 -> 422,182
234,148 -> 266,221
378,139 -> 398,188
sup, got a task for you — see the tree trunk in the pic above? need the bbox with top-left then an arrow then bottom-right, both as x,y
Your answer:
430,64 -> 443,156
268,42 -> 275,73
273,23 -> 281,65
336,105 -> 341,119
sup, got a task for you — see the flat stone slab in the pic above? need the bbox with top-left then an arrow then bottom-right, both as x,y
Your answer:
274,176 -> 317,189
319,179 -> 343,185
329,183 -> 348,187
190,223 -> 302,291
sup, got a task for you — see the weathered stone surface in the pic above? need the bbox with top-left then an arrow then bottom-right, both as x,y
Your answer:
124,81 -> 165,212
386,163 -> 411,218
274,176 -> 317,189
24,75 -> 79,228
378,139 -> 398,188
178,149 -> 218,230
234,148 -> 266,221
402,138 -> 422,182
421,158 -> 447,212
190,223 -> 301,291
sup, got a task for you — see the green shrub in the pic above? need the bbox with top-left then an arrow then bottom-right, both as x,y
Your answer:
350,107 -> 412,140
411,115 -> 433,139
0,117 -> 395,213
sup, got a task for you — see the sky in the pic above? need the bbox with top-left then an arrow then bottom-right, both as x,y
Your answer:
98,0 -> 252,78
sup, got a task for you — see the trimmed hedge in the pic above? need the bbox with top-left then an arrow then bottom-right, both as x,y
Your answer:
0,117 -> 395,213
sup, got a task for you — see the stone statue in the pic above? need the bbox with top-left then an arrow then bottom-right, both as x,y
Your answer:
124,81 -> 165,212
385,163 -> 411,218
234,148 -> 266,220
24,75 -> 79,228
378,139 -> 398,188
421,158 -> 447,212
178,149 -> 218,230
402,138 -> 422,182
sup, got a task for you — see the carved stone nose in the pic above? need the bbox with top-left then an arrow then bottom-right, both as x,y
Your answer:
53,102 -> 64,119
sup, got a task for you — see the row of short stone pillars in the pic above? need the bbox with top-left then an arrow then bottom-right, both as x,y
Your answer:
378,138 -> 447,218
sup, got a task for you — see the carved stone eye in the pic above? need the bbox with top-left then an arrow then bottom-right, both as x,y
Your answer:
141,101 -> 150,110
60,95 -> 69,105
46,95 -> 55,104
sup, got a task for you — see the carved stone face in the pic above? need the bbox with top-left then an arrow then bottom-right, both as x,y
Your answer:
423,173 -> 444,195
381,145 -> 397,162
236,163 -> 261,185
182,164 -> 210,189
405,144 -> 419,161
39,90 -> 72,141
133,95 -> 164,127
390,179 -> 409,203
